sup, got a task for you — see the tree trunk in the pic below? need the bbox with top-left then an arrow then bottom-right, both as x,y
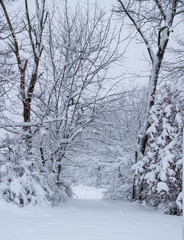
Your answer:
134,58 -> 164,201
22,99 -> 32,151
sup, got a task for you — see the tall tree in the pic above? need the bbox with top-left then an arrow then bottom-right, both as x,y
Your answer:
36,1 -> 123,183
115,0 -> 184,200
0,1 -> 124,206
0,0 -> 48,149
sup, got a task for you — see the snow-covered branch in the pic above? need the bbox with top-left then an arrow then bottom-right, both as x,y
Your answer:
0,118 -> 65,128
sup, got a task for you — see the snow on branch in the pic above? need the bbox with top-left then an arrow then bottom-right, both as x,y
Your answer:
0,118 -> 65,128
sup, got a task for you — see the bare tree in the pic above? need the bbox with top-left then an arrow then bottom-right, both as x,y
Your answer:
0,5 -> 15,124
0,0 -> 48,148
32,1 -> 123,183
0,0 -> 126,206
115,0 -> 184,200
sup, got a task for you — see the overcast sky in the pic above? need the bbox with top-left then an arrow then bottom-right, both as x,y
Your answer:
8,0 -> 147,88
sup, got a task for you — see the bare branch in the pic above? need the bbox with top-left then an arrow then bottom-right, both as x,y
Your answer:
116,0 -> 154,64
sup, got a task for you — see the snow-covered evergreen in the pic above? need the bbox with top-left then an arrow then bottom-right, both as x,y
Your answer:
133,85 -> 183,215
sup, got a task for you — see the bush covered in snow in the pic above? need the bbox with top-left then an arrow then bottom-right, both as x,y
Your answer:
0,135 -> 73,207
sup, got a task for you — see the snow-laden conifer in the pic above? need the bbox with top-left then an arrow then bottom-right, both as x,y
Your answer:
133,85 -> 183,215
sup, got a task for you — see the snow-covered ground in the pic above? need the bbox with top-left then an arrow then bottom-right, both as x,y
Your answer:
0,186 -> 182,240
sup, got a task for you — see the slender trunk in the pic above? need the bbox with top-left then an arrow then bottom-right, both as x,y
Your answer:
132,151 -> 138,201
40,146 -> 45,167
56,151 -> 65,183
57,164 -> 61,183
133,58 -> 163,201
22,64 -> 39,151
22,99 -> 32,151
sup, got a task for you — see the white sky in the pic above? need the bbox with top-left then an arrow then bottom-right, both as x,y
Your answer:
11,0 -> 181,85
7,0 -> 148,90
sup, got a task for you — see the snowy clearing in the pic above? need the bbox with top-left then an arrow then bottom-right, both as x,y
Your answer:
0,186 -> 181,240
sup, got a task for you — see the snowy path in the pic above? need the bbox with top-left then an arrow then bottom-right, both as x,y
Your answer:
0,186 -> 182,240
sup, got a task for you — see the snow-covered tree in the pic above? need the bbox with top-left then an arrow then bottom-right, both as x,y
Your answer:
115,0 -> 184,200
0,0 -> 48,149
133,85 -> 183,215
0,134 -> 73,206
33,2 -> 122,184
0,1 -> 123,206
